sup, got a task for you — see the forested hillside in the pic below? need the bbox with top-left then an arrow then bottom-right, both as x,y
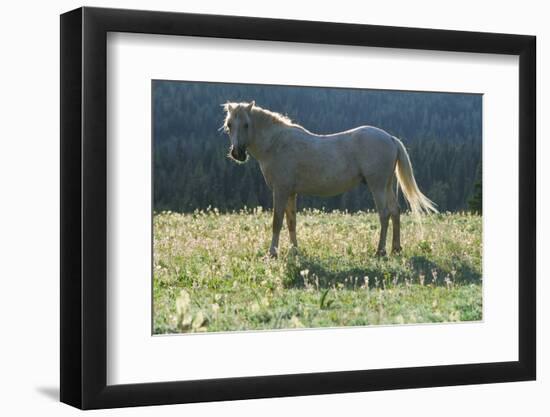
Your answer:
153,81 -> 482,213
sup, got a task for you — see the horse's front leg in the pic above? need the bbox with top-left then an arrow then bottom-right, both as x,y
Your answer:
285,194 -> 298,248
268,190 -> 289,258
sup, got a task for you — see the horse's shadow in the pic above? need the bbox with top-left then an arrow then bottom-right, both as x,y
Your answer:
283,251 -> 481,289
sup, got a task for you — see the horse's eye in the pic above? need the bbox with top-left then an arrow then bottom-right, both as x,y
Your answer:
227,122 -> 232,130
244,123 -> 249,129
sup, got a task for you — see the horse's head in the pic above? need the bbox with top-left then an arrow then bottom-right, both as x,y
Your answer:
221,101 -> 255,163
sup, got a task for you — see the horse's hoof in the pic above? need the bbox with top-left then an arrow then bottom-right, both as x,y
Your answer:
267,251 -> 278,259
288,246 -> 299,256
375,250 -> 387,258
391,247 -> 402,255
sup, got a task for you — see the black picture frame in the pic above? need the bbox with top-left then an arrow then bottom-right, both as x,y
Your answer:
60,6 -> 536,410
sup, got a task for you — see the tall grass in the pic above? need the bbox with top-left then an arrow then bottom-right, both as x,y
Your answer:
153,209 -> 482,334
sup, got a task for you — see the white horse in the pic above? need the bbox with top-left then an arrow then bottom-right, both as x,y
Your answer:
222,101 -> 436,258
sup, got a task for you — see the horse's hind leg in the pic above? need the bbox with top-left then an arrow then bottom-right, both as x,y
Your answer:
387,179 -> 402,254
285,194 -> 298,248
370,181 -> 390,257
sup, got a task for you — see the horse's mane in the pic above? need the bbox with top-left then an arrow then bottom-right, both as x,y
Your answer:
224,102 -> 298,131
252,106 -> 294,127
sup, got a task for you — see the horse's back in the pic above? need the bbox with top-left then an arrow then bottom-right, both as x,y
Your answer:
311,125 -> 399,180
350,125 -> 395,146
269,125 -> 397,196
317,125 -> 398,163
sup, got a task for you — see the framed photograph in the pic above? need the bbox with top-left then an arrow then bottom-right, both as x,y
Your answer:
60,6 -> 536,409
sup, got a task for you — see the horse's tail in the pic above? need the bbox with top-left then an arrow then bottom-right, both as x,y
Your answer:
394,137 -> 438,215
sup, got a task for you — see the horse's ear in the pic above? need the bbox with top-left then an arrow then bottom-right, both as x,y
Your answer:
222,102 -> 237,112
246,101 -> 255,111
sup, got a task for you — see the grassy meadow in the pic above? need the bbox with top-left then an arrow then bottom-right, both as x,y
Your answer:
153,209 -> 482,334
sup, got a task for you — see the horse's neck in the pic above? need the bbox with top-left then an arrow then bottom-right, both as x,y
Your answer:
249,120 -> 287,161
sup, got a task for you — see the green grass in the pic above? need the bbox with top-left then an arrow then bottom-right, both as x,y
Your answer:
153,209 -> 482,334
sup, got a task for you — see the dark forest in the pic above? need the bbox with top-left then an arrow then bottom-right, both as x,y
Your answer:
153,81 -> 482,213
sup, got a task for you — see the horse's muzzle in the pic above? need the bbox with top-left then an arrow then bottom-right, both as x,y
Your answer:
230,145 -> 247,162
